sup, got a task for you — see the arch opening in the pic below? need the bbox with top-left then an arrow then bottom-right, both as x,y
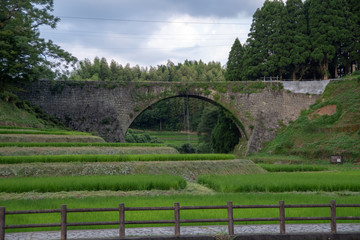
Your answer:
125,95 -> 247,154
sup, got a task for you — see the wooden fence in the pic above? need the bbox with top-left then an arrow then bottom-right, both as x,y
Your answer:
1,200 -> 359,240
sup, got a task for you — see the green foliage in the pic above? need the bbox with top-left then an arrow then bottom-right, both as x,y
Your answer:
0,0 -> 76,92
70,58 -> 225,82
125,129 -> 162,144
259,164 -> 327,172
245,82 -> 266,91
0,154 -> 235,164
131,98 -> 207,132
211,113 -> 241,153
198,171 -> 360,192
226,38 -> 244,81
0,175 -> 186,193
177,143 -> 196,154
197,106 -> 240,153
237,0 -> 359,80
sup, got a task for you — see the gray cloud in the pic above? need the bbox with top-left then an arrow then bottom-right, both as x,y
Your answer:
55,0 -> 262,19
45,0 -> 265,66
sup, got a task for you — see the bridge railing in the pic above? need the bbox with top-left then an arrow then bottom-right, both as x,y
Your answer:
1,200 -> 359,240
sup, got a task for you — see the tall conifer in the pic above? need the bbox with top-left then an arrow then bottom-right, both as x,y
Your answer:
226,38 -> 244,81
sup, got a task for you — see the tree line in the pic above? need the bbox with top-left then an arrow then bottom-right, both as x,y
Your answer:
69,58 -> 225,82
1,0 -> 359,94
226,0 -> 360,81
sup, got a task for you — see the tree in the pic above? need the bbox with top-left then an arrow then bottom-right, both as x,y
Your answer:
308,0 -> 347,80
262,0 -> 288,80
197,106 -> 219,153
99,57 -> 110,81
211,112 -> 240,153
285,0 -> 310,80
241,1 -> 282,80
0,0 -> 76,92
226,38 -> 244,81
339,0 -> 360,74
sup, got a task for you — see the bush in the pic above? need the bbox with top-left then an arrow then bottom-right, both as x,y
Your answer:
177,143 -> 196,154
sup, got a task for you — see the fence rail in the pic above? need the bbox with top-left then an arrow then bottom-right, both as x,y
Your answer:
1,200 -> 360,240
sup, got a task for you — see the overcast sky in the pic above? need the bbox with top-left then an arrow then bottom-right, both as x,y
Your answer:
41,0 -> 266,67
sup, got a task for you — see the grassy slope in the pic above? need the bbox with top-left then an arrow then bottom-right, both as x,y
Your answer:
0,98 -> 49,128
0,93 -> 108,143
260,77 -> 360,161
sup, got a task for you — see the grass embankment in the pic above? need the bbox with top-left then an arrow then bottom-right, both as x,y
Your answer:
1,193 -> 359,232
0,160 -> 263,179
0,153 -> 235,164
260,78 -> 360,161
0,93 -> 67,129
198,171 -> 360,193
0,175 -> 186,193
0,142 -> 167,147
0,128 -> 92,135
0,134 -> 105,143
0,147 -> 178,156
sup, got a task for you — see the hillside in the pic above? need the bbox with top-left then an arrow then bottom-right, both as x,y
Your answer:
0,92 -> 64,129
260,75 -> 360,161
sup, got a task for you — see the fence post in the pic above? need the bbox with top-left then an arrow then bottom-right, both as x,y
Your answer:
0,207 -> 5,240
174,202 -> 180,236
330,200 -> 337,233
279,201 -> 285,234
61,204 -> 67,240
119,203 -> 125,238
227,201 -> 234,235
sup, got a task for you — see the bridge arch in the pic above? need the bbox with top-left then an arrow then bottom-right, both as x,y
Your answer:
17,80 -> 319,155
127,94 -> 248,142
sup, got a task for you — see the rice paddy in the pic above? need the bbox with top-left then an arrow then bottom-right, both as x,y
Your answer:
0,125 -> 359,234
259,164 -> 328,172
0,153 -> 235,164
0,175 -> 186,193
197,171 -> 360,193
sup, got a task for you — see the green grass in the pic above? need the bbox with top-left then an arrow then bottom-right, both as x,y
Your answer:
247,154 -> 315,164
0,98 -> 49,129
0,146 -> 178,156
129,129 -> 199,147
259,164 -> 328,172
0,129 -> 91,135
1,193 -> 359,232
0,154 -> 235,164
0,175 -> 186,193
0,93 -> 65,129
260,79 -> 360,160
0,142 -> 167,148
0,134 -> 105,143
198,171 -> 360,193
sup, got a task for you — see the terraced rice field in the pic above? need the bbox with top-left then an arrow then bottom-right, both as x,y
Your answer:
0,127 -> 359,233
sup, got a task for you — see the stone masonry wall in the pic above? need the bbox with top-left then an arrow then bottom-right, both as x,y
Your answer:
17,80 -> 321,155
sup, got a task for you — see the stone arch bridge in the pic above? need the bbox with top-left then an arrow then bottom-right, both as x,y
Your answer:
18,80 -> 329,154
